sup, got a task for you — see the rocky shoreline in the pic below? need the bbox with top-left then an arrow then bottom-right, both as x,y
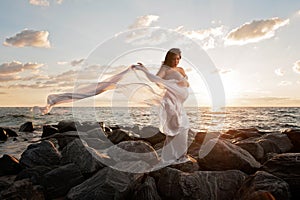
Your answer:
0,120 -> 300,199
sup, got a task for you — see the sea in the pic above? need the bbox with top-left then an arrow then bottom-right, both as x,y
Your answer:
0,107 -> 299,159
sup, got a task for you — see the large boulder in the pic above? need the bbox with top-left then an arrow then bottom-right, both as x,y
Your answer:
107,140 -> 159,166
42,125 -> 58,138
198,138 -> 261,173
60,139 -> 106,175
19,122 -> 34,132
235,171 -> 290,200
262,153 -> 300,200
57,120 -> 78,133
15,165 -> 53,185
0,127 -> 8,141
224,128 -> 262,140
157,167 -> 247,200
107,129 -> 133,144
41,163 -> 85,199
132,176 -> 161,200
235,140 -> 265,162
67,167 -> 143,200
282,129 -> 300,152
19,141 -> 61,168
0,179 -> 44,200
260,133 -> 293,153
0,154 -> 22,176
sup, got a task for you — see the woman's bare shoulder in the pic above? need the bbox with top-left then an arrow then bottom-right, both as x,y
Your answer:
177,67 -> 186,76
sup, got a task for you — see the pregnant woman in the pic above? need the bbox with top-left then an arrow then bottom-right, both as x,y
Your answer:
37,48 -> 191,164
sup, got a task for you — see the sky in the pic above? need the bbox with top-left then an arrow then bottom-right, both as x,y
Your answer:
0,0 -> 300,107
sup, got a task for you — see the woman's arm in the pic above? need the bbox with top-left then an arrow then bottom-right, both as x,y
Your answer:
156,66 -> 167,79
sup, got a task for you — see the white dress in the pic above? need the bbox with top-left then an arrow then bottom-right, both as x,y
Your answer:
155,66 -> 190,162
36,64 -> 190,163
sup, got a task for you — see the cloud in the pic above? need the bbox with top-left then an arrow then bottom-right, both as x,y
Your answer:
292,60 -> 300,74
4,29 -> 51,48
225,17 -> 289,45
274,68 -> 284,76
128,15 -> 159,29
0,92 -> 7,94
70,58 -> 85,66
174,25 -> 227,50
211,68 -> 232,74
0,61 -> 44,75
278,80 -> 292,86
0,74 -> 20,82
29,0 -> 63,7
57,61 -> 68,65
29,0 -> 49,7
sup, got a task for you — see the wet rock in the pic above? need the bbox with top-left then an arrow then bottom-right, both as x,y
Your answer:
19,141 -> 61,168
198,138 -> 261,174
0,154 -> 22,176
84,128 -> 108,140
61,139 -> 106,175
235,171 -> 290,200
132,176 -> 161,200
42,125 -> 58,138
19,121 -> 34,132
107,140 -> 159,166
57,120 -> 78,133
157,167 -> 247,200
41,163 -> 85,199
0,179 -> 44,200
262,153 -> 300,200
257,139 -> 281,159
0,127 -> 8,141
67,167 -> 143,200
15,165 -> 53,185
107,129 -> 133,144
4,128 -> 18,137
82,138 -> 112,150
282,129 -> 300,152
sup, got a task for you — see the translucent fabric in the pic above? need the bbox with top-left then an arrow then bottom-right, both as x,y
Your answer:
36,64 -> 190,162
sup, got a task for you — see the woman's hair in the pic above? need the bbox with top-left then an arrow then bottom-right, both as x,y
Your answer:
163,48 -> 181,67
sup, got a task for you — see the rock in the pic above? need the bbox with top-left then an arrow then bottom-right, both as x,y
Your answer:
157,167 -> 247,200
139,126 -> 165,146
257,139 -> 281,158
0,179 -> 44,200
15,165 -> 53,185
282,129 -> 300,152
85,128 -> 108,140
132,176 -> 161,200
42,125 -> 58,138
260,133 -> 293,153
67,167 -> 143,200
187,132 -> 219,157
4,128 -> 18,137
169,155 -> 199,173
41,163 -> 85,199
82,138 -> 112,150
0,175 -> 16,191
0,154 -> 22,176
19,141 -> 61,168
61,139 -> 105,175
107,140 -> 159,166
262,153 -> 300,200
107,129 -> 133,144
235,171 -> 290,200
224,128 -> 262,140
19,121 -> 34,132
235,140 -> 265,161
0,127 -> 8,141
57,120 -> 78,133
198,138 -> 261,174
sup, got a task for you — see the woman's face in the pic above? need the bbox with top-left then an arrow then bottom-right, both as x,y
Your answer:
170,54 -> 181,68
